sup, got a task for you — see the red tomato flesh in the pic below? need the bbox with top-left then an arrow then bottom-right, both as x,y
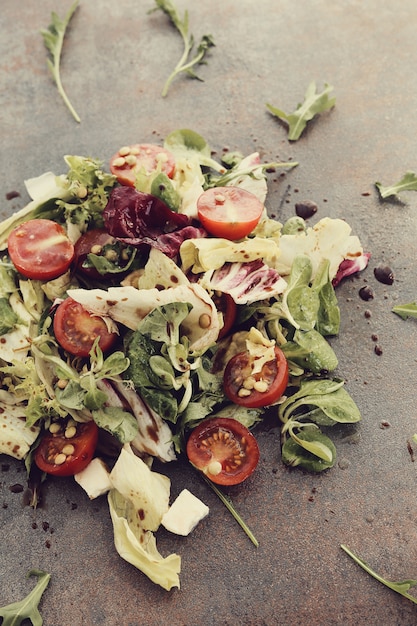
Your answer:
197,186 -> 264,240
224,345 -> 289,408
53,297 -> 118,357
186,417 -> 260,486
110,143 -> 176,187
8,218 -> 74,280
73,228 -> 130,280
34,419 -> 98,476
212,292 -> 237,339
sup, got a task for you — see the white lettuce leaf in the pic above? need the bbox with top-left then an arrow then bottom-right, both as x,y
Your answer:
109,445 -> 170,531
276,217 -> 366,280
108,445 -> 181,591
180,236 -> 280,274
108,489 -> 181,591
68,282 -> 220,352
0,402 -> 40,459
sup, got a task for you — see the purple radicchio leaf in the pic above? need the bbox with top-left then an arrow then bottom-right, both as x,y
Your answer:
205,259 -> 287,304
103,186 -> 207,258
332,252 -> 371,287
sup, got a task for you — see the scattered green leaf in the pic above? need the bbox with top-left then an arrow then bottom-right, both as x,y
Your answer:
341,545 -> 417,605
150,0 -> 215,97
0,569 -> 51,626
41,1 -> 80,123
392,302 -> 417,320
281,427 -> 337,471
375,171 -> 417,199
266,81 -> 336,141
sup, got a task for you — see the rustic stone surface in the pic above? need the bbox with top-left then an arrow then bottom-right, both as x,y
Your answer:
1,1 -> 417,624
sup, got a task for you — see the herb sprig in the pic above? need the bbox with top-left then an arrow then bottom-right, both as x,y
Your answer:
150,0 -> 215,97
41,0 -> 81,123
341,545 -> 417,605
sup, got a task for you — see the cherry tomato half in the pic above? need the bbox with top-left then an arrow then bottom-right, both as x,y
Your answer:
224,345 -> 289,408
212,292 -> 237,339
186,417 -> 260,486
34,419 -> 99,476
73,228 -> 131,280
53,297 -> 118,357
110,143 -> 176,187
8,218 -> 74,280
197,186 -> 264,240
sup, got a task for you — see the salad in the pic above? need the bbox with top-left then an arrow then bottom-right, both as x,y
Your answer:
0,129 -> 369,590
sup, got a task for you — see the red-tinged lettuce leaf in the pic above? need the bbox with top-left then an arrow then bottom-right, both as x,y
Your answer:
332,252 -> 371,287
202,259 -> 287,304
103,187 -> 206,258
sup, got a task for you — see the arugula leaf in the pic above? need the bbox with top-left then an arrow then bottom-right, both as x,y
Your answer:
41,0 -> 80,123
392,302 -> 417,319
0,569 -> 51,626
341,545 -> 417,604
151,0 -> 215,97
266,81 -> 336,141
375,171 -> 417,199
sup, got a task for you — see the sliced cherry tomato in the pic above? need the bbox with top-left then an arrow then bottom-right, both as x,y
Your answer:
53,297 -> 118,357
34,419 -> 99,476
212,292 -> 237,339
8,218 -> 74,280
110,143 -> 176,187
73,228 -> 131,280
197,186 -> 264,240
186,417 -> 260,486
224,345 -> 289,408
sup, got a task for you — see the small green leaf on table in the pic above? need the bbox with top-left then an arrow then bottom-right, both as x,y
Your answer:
0,569 -> 51,626
341,545 -> 417,604
392,302 -> 417,320
266,81 -> 336,141
41,0 -> 80,123
375,171 -> 417,199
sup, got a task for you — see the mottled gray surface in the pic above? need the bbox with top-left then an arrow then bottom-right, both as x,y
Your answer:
1,1 -> 417,624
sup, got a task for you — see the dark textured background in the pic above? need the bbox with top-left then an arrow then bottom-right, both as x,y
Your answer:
1,1 -> 417,624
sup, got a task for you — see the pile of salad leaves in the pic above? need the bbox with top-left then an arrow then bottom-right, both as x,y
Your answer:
0,129 -> 370,590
